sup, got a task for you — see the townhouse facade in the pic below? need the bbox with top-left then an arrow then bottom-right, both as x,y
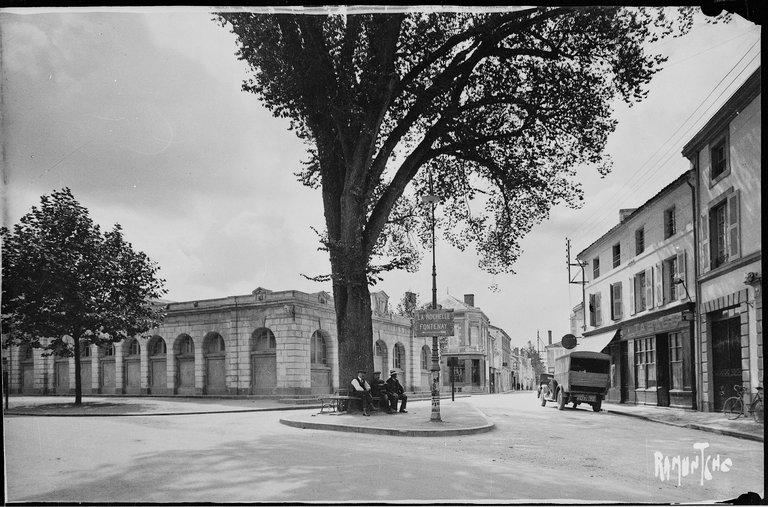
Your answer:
489,324 -> 514,392
577,170 -> 697,409
682,66 -> 762,413
438,294 -> 494,394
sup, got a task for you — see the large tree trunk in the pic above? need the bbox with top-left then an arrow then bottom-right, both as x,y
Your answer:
332,266 -> 375,391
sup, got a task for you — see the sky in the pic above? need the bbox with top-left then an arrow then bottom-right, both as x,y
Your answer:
0,6 -> 761,350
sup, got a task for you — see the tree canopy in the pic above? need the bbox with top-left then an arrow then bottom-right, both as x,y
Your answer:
217,7 -> 698,383
1,188 -> 167,403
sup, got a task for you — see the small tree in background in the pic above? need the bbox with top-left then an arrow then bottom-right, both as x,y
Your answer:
1,188 -> 167,405
522,340 -> 546,382
396,291 -> 420,318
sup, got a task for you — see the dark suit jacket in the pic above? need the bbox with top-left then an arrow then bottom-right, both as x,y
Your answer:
386,376 -> 404,395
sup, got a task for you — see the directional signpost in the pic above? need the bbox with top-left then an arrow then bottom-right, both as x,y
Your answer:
414,309 -> 454,421
413,309 -> 455,338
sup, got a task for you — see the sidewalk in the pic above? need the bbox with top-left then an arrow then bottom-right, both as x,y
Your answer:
603,401 -> 765,442
2,394 -> 763,442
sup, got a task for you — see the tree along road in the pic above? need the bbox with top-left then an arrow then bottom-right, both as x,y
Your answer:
4,392 -> 763,503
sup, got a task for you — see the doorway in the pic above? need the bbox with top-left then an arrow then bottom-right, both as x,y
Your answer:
656,334 -> 670,407
711,315 -> 742,411
620,341 -> 630,403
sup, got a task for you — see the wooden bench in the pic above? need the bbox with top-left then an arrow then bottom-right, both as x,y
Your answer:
319,389 -> 382,414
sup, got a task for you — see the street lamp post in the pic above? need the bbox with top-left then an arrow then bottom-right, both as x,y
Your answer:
422,179 -> 441,422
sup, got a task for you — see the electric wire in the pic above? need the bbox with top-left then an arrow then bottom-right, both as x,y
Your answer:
568,40 -> 760,250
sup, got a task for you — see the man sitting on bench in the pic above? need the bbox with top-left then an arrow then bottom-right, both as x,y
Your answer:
371,371 -> 394,413
350,369 -> 376,416
386,369 -> 408,413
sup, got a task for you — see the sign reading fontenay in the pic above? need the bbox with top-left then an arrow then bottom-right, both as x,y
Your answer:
414,309 -> 454,337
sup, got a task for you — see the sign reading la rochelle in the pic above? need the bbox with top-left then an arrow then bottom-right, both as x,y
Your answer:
414,309 -> 455,337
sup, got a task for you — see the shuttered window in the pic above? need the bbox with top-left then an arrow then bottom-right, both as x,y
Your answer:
710,133 -> 729,180
610,283 -> 623,321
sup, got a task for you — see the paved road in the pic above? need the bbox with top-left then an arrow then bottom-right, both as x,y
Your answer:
4,392 -> 764,503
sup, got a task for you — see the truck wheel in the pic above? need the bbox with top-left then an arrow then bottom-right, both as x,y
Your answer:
557,389 -> 566,410
592,400 -> 602,412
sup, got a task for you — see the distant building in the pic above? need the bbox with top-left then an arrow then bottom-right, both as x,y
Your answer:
490,325 -> 513,392
438,294 -> 493,394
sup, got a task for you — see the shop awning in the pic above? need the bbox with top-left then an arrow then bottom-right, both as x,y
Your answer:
574,330 -> 619,353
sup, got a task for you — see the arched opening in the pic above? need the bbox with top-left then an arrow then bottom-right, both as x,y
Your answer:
175,334 -> 196,395
204,332 -> 227,395
123,338 -> 142,394
148,335 -> 168,395
420,345 -> 431,390
99,343 -> 116,393
54,337 -> 73,395
393,342 -> 406,387
310,330 -> 332,394
251,328 -> 276,394
374,340 -> 388,377
20,344 -> 35,394
79,341 -> 93,394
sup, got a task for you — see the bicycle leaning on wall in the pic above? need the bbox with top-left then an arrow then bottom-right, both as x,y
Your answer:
722,384 -> 763,422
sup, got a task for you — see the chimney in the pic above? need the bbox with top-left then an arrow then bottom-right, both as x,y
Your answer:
619,208 -> 637,222
464,294 -> 475,307
548,330 -> 552,345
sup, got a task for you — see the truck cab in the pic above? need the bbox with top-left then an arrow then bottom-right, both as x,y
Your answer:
539,351 -> 611,412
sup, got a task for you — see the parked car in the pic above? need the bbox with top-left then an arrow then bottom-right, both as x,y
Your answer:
539,351 -> 610,412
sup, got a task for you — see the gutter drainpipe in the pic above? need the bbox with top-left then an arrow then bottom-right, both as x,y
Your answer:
686,165 -> 701,411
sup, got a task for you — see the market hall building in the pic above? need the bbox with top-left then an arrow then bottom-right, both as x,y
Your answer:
4,288 -> 513,398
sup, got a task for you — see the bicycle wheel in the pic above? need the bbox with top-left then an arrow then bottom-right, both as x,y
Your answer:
751,398 -> 763,423
723,397 -> 743,420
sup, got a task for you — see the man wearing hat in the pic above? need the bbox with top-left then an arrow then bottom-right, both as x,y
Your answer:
386,369 -> 408,413
350,369 -> 375,416
371,371 -> 394,413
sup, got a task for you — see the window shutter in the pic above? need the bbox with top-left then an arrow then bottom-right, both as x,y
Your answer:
629,277 -> 635,316
613,283 -> 623,320
662,260 -> 671,304
589,293 -> 596,327
645,267 -> 654,309
655,262 -> 664,306
700,211 -> 710,272
727,190 -> 740,260
595,292 -> 602,327
676,250 -> 687,301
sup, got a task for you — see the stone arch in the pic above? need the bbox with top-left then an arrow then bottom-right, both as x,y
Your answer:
123,337 -> 142,394
250,328 -> 276,394
392,342 -> 406,387
79,339 -> 93,395
203,332 -> 227,395
174,333 -> 196,395
147,335 -> 168,394
310,330 -> 332,394
19,344 -> 35,394
99,343 -> 117,393
54,337 -> 73,395
374,339 -> 388,378
420,344 -> 431,391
